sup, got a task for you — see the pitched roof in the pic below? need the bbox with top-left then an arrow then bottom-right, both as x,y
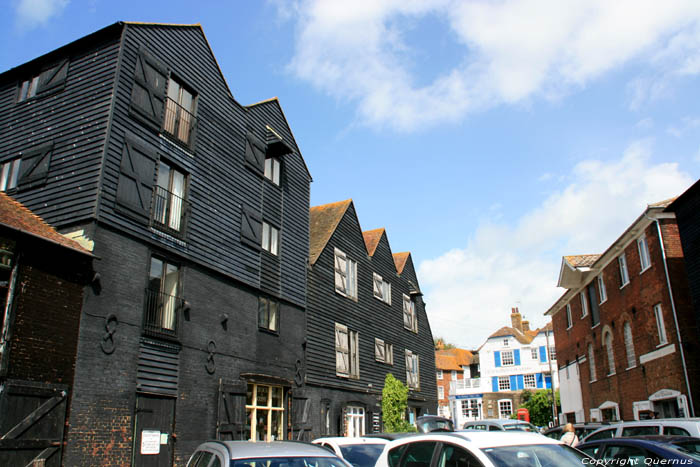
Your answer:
0,193 -> 91,255
309,200 -> 352,265
393,252 -> 410,274
435,348 -> 474,371
363,228 -> 385,256
489,326 -> 532,345
649,197 -> 676,208
563,254 -> 601,268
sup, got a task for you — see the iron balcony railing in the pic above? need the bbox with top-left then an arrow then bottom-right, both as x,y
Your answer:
143,288 -> 184,340
151,185 -> 189,237
163,97 -> 197,146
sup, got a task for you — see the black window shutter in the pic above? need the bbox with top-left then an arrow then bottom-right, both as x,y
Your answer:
216,380 -> 248,440
240,207 -> 262,250
115,138 -> 157,218
36,59 -> 69,95
18,141 -> 54,188
130,48 -> 167,130
244,131 -> 266,174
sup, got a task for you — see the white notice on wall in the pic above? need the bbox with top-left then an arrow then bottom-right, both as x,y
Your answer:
141,430 -> 161,455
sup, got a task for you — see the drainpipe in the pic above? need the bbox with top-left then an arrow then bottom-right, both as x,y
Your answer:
651,215 -> 695,417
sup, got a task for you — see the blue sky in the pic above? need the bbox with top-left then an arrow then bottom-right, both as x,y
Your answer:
3,0 -> 700,348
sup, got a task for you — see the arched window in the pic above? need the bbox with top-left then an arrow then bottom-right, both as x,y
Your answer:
588,343 -> 596,382
624,322 -> 636,369
604,331 -> 616,375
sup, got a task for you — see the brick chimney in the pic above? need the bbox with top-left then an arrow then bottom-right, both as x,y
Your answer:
522,320 -> 530,332
510,307 -> 523,332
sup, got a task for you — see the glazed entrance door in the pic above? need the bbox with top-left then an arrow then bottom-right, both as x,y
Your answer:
133,395 -> 175,467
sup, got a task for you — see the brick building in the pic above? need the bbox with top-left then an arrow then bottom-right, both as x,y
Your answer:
435,345 -> 474,419
545,199 -> 699,423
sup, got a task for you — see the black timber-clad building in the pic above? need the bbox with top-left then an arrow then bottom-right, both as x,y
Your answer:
304,200 -> 437,438
0,22 -> 311,466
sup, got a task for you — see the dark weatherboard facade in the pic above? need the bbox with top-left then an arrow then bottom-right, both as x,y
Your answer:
303,200 -> 437,438
0,22 -> 311,467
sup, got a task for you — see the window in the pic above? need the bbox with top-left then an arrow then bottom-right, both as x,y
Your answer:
258,297 -> 279,332
549,346 -> 556,361
405,350 -> 420,390
604,330 -> 616,375
373,273 -> 391,305
145,256 -> 181,338
264,157 -> 281,185
438,386 -> 445,399
17,61 -> 69,103
246,383 -> 284,441
638,235 -> 651,272
403,294 -> 418,333
335,323 -> 359,378
498,400 -> 513,418
624,322 -> 636,369
524,374 -> 536,389
375,338 -> 393,364
597,275 -> 607,303
531,347 -> 538,359
0,159 -> 21,191
18,75 -> 40,102
588,283 -> 600,327
654,304 -> 668,345
450,370 -> 457,380
262,222 -> 280,255
566,303 -> 572,328
334,248 -> 357,299
437,369 -> 443,380
580,291 -> 589,318
498,376 -> 510,391
619,254 -> 630,287
345,406 -> 365,437
503,338 -> 509,347
164,78 -> 196,145
588,343 -> 597,382
153,160 -> 187,234
501,350 -> 514,366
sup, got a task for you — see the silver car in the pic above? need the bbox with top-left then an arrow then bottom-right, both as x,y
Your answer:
462,419 -> 539,432
187,441 -> 350,467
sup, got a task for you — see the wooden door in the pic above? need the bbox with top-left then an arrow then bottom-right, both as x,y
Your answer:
132,394 -> 175,467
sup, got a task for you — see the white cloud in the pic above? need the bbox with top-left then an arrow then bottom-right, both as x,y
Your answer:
418,140 -> 692,349
284,0 -> 700,131
15,0 -> 69,30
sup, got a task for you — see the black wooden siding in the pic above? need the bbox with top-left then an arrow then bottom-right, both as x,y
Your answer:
94,24 -> 309,308
306,204 -> 437,403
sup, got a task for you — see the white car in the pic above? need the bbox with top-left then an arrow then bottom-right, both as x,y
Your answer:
374,431 -> 589,467
313,437 -> 390,467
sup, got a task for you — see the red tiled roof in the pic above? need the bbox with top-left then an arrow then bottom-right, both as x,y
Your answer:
393,252 -> 410,274
309,200 -> 352,265
435,348 -> 473,371
563,254 -> 601,268
363,228 -> 384,256
0,192 -> 90,255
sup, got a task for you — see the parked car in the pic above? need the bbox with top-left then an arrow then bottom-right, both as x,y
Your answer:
364,433 -> 420,441
186,440 -> 350,467
577,437 -> 700,465
374,431 -> 590,467
415,415 -> 454,433
313,437 -> 389,467
581,418 -> 700,443
462,419 -> 539,432
542,422 -> 608,440
630,435 -> 700,456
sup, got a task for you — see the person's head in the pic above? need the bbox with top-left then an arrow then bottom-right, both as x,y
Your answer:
564,423 -> 575,433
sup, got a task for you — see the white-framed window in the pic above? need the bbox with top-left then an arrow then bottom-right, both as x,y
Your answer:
264,157 -> 281,185
503,338 -> 509,347
374,338 -> 393,365
524,374 -> 536,389
345,406 -> 365,437
501,350 -> 514,366
588,343 -> 597,382
258,297 -> 279,332
335,323 -> 359,378
0,159 -> 21,191
597,275 -> 607,304
580,291 -> 589,318
604,330 -> 616,376
246,383 -> 284,441
549,346 -> 556,361
498,376 -> 510,391
262,222 -> 279,256
654,304 -> 668,345
451,370 -> 457,380
531,347 -> 538,360
403,294 -> 418,333
437,369 -> 443,380
438,386 -> 445,399
405,350 -> 420,390
566,303 -> 572,329
334,248 -> 357,299
638,235 -> 651,272
18,74 -> 40,102
373,273 -> 391,305
624,322 -> 636,369
498,399 -> 513,418
619,254 -> 630,287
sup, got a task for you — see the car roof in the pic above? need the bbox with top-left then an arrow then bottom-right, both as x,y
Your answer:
387,431 -> 560,449
198,441 -> 339,460
313,437 -> 389,446
579,437 -> 680,449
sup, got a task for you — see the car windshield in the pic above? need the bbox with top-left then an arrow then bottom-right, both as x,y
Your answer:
339,444 -> 387,467
481,444 -> 590,467
232,457 -> 349,467
419,420 -> 454,432
503,423 -> 537,432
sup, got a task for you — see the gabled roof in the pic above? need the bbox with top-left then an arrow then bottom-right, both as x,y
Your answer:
363,228 -> 385,256
563,254 -> 601,268
393,252 -> 410,274
0,193 -> 91,256
489,326 -> 532,345
435,348 -> 473,370
309,200 -> 353,265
